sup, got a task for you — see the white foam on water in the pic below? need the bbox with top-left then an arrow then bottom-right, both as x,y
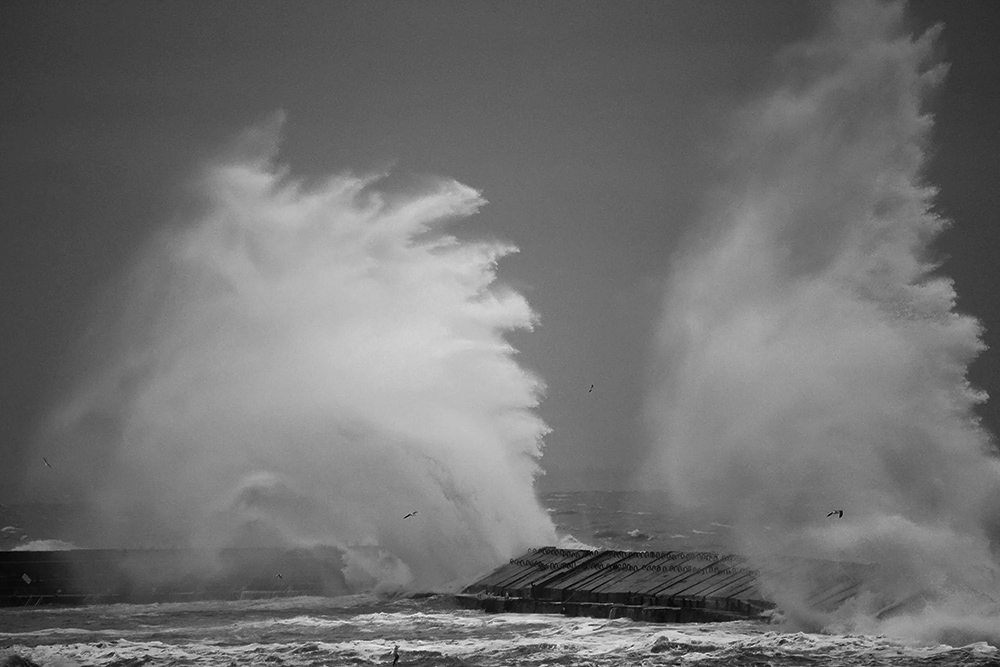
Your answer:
7,610 -> 998,667
11,539 -> 79,551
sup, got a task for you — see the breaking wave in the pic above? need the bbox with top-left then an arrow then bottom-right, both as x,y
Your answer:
31,112 -> 555,591
645,0 -> 1000,645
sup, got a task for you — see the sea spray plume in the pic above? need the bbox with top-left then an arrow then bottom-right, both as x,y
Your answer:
35,113 -> 556,590
644,0 -> 1000,641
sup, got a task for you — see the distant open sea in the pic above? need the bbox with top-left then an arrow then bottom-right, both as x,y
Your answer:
2,491 -> 997,666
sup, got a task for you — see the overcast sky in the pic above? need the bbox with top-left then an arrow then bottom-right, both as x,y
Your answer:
2,1 -> 998,497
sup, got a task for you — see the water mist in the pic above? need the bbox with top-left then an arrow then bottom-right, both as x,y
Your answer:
645,0 -> 1000,644
33,113 -> 556,591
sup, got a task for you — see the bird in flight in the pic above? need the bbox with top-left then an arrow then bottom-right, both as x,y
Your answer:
589,384 -> 594,393
827,510 -> 843,518
275,573 -> 283,579
42,457 -> 52,469
403,511 -> 419,519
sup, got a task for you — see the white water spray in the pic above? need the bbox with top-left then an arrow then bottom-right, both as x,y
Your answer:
646,0 -> 1000,644
35,112 -> 555,590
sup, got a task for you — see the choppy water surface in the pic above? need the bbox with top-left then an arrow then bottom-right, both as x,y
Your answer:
542,491 -> 734,553
3,595 -> 998,667
3,492 -> 999,666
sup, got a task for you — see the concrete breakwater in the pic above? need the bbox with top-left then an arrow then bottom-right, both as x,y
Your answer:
1,547 -> 347,606
457,547 -> 873,623
4,545 -> 876,618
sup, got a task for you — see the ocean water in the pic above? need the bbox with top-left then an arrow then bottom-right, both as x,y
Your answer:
3,492 -> 998,667
542,491 -> 733,553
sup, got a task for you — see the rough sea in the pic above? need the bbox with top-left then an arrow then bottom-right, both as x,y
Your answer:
3,492 -> 998,667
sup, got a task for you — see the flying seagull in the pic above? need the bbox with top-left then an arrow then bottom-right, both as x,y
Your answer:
403,511 -> 418,519
827,510 -> 844,518
42,457 -> 52,469
589,384 -> 594,393
275,573 -> 283,579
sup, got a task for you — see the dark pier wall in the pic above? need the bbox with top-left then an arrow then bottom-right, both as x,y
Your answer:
1,547 -> 347,606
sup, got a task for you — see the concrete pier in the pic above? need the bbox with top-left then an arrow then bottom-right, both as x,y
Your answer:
1,547 -> 346,606
4,545 -> 880,618
456,547 -> 873,623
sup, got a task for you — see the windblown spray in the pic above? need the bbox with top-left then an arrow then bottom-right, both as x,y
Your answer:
35,113 -> 555,591
646,0 -> 1000,643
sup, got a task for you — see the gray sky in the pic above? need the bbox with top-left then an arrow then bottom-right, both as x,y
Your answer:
2,1 -> 998,496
